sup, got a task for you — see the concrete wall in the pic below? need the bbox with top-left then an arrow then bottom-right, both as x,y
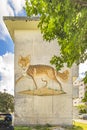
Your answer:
14,29 -> 74,126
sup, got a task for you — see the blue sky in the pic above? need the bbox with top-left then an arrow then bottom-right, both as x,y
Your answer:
0,0 -> 87,95
0,37 -> 14,55
0,0 -> 26,56
0,0 -> 26,95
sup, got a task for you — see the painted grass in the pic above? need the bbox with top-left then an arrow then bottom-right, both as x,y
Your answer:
14,122 -> 87,130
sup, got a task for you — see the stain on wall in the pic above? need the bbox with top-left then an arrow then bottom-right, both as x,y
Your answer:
14,29 -> 73,126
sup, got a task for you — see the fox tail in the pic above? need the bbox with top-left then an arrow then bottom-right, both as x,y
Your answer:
56,70 -> 69,81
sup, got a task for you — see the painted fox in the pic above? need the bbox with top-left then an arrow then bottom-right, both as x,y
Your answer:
16,55 -> 69,91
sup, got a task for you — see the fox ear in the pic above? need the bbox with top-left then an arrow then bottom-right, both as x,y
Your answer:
27,55 -> 31,60
19,55 -> 22,59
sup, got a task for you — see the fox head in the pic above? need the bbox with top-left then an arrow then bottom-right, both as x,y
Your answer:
18,55 -> 30,70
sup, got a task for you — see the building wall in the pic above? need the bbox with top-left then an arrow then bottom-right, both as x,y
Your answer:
73,80 -> 86,106
14,29 -> 75,126
79,81 -> 85,100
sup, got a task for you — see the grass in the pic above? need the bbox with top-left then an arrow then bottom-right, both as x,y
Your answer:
14,126 -> 50,130
73,121 -> 87,130
14,122 -> 87,130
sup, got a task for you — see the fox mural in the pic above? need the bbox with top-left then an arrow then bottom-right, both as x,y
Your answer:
4,18 -> 75,126
16,55 -> 69,92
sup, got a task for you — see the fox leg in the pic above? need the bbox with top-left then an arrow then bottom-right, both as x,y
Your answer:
16,75 -> 25,84
47,71 -> 63,91
50,75 -> 62,91
55,78 -> 62,91
54,71 -> 63,91
32,77 -> 38,89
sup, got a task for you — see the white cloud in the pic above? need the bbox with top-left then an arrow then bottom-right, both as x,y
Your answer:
0,0 -> 13,20
0,0 -> 26,40
79,60 -> 87,78
0,53 -> 14,95
12,0 -> 25,15
0,0 -> 26,95
0,0 -> 14,39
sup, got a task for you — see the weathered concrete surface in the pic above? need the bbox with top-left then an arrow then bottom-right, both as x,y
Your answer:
4,18 -> 79,126
14,30 -> 73,126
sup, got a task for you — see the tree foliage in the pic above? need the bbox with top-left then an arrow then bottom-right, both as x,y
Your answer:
77,104 -> 87,113
83,72 -> 87,84
82,74 -> 87,102
82,91 -> 87,102
25,0 -> 87,70
0,92 -> 14,113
